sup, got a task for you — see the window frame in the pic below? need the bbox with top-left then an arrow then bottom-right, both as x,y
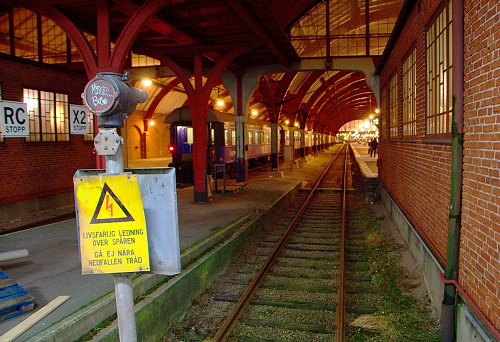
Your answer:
380,85 -> 387,140
389,73 -> 399,139
23,88 -> 70,143
402,47 -> 417,137
83,110 -> 95,142
425,0 -> 453,138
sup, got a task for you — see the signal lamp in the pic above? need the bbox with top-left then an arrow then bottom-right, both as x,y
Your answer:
168,145 -> 175,153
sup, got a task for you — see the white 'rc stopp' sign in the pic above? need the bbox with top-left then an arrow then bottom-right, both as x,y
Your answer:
70,104 -> 90,135
0,100 -> 29,137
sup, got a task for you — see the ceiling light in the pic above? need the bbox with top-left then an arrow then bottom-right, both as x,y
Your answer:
375,108 -> 380,114
251,109 -> 258,116
149,120 -> 155,126
216,99 -> 225,108
142,79 -> 152,87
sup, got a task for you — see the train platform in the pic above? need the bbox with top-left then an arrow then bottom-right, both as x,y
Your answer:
349,141 -> 379,178
350,142 -> 379,203
0,149 -> 336,341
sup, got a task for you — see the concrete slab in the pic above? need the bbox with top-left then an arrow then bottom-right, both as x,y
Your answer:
350,142 -> 378,178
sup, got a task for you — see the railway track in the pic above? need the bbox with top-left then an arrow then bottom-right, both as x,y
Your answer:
165,144 -> 388,341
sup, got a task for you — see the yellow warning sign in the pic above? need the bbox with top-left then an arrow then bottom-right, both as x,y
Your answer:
74,174 -> 150,274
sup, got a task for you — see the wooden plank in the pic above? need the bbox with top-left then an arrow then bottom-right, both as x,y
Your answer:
0,293 -> 31,311
0,279 -> 16,291
0,295 -> 34,321
0,296 -> 70,342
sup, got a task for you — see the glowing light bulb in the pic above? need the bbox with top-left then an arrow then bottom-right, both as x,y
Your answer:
375,108 -> 380,114
285,119 -> 290,125
251,109 -> 258,116
149,120 -> 155,126
216,99 -> 225,108
142,79 -> 152,87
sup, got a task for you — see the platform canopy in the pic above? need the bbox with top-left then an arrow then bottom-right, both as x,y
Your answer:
0,0 -> 405,133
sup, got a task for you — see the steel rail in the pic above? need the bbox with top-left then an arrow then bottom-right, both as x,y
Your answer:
336,145 -> 349,341
212,145 -> 346,341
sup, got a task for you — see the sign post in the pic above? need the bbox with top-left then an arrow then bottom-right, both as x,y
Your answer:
78,72 -> 147,342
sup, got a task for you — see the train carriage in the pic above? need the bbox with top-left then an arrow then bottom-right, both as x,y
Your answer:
166,106 -> 280,180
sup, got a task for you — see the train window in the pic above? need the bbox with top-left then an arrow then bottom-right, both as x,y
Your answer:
265,132 -> 270,144
231,130 -> 236,146
187,127 -> 193,144
225,129 -> 230,146
248,131 -> 254,144
210,128 -> 215,145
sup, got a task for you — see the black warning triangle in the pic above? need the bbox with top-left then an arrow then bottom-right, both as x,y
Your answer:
90,183 -> 135,224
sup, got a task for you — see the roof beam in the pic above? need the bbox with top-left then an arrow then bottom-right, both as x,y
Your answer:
225,0 -> 290,67
112,0 -> 194,45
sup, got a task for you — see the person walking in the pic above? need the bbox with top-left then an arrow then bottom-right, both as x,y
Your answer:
370,137 -> 378,157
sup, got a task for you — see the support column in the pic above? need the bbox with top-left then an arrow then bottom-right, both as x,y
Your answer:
141,132 -> 147,159
193,117 -> 208,201
284,126 -> 295,170
222,72 -> 257,183
192,53 -> 208,202
300,129 -> 306,159
235,115 -> 248,182
268,121 -> 283,177
271,122 -> 279,170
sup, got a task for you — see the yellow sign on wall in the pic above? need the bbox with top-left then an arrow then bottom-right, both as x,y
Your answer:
74,174 -> 150,274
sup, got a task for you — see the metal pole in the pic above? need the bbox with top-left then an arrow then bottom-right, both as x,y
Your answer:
114,274 -> 137,342
441,1 -> 464,340
84,71 -> 147,342
101,128 -> 137,342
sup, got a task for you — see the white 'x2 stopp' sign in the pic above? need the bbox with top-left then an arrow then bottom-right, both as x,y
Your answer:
70,104 -> 90,135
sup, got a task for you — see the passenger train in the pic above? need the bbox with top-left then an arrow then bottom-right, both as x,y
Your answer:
165,106 -> 332,180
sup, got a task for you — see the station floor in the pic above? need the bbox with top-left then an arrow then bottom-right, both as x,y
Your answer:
0,144 -> 377,340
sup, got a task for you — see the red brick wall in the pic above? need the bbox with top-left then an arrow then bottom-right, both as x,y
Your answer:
0,56 -> 95,204
380,0 -> 499,330
379,0 -> 451,263
461,0 -> 499,329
